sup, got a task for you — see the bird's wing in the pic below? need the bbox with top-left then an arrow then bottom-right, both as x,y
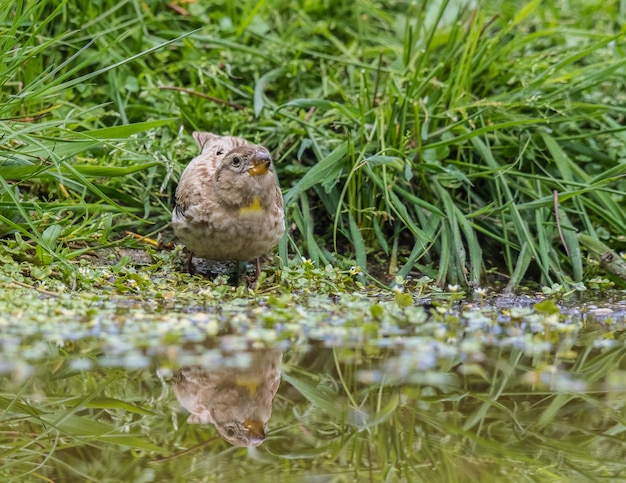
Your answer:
274,184 -> 284,210
174,153 -> 216,217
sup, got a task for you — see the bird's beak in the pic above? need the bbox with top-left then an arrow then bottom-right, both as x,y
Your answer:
244,419 -> 266,440
248,151 -> 272,176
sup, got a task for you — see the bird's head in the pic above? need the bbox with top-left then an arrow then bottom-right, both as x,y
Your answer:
213,417 -> 267,447
213,145 -> 276,209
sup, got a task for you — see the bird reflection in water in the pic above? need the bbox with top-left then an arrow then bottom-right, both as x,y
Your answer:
172,349 -> 281,447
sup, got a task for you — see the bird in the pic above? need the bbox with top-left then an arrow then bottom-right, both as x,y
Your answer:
172,349 -> 282,447
172,132 -> 284,284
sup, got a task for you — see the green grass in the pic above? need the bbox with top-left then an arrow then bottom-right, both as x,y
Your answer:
1,0 -> 626,289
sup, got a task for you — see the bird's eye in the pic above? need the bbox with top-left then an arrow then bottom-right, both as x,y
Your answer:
226,426 -> 236,437
232,156 -> 241,167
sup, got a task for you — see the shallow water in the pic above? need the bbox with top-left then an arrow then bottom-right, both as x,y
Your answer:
1,289 -> 625,481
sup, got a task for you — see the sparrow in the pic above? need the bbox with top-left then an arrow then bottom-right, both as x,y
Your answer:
172,132 -> 285,283
172,349 -> 282,447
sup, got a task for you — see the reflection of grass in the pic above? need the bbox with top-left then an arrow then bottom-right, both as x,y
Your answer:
0,297 -> 626,481
2,0 -> 625,289
0,370 -> 161,480
273,344 -> 626,482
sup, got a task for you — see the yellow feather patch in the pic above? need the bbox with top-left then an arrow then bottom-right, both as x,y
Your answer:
236,378 -> 259,395
239,197 -> 263,214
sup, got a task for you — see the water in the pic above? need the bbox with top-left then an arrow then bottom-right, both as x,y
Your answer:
1,290 -> 625,481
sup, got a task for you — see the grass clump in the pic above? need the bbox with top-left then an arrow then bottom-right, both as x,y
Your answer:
1,0 -> 625,289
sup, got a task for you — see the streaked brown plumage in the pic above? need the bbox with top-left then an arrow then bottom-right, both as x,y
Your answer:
172,349 -> 282,447
172,132 -> 284,281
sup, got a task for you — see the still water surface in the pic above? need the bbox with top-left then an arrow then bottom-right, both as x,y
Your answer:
1,291 -> 625,481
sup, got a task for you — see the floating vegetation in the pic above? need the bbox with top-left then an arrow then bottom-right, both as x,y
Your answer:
1,281 -> 625,481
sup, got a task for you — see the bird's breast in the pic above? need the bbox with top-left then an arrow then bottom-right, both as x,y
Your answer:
239,197 -> 263,215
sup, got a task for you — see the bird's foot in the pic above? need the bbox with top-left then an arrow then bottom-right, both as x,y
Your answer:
239,259 -> 261,289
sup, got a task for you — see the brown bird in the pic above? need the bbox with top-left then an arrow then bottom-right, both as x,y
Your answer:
172,132 -> 284,283
172,349 -> 282,447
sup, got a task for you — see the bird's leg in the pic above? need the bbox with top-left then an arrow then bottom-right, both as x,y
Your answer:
239,259 -> 260,289
184,251 -> 195,274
